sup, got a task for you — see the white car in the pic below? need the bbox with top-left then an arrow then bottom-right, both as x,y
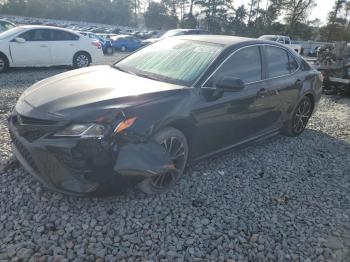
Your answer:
0,25 -> 103,73
259,35 -> 303,55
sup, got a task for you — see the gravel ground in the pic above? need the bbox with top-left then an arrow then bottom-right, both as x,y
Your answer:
0,56 -> 350,261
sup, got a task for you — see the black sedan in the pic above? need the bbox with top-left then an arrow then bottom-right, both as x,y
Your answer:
8,35 -> 323,195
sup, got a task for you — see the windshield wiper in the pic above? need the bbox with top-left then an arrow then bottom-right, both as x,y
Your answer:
114,66 -> 136,76
134,72 -> 159,81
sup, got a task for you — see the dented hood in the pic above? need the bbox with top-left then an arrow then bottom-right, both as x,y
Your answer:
19,65 -> 183,118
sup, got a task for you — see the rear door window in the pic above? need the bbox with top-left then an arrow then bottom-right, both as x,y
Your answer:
52,30 -> 79,41
265,46 -> 292,78
207,46 -> 262,85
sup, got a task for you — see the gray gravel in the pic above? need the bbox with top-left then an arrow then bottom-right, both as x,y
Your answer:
1,56 -> 350,261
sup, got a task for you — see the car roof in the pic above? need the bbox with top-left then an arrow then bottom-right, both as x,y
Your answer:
176,35 -> 261,46
17,25 -> 78,33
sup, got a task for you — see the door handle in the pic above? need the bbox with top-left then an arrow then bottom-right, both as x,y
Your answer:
257,88 -> 268,97
40,45 -> 48,48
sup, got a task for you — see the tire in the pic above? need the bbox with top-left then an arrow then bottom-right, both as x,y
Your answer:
120,45 -> 127,52
73,52 -> 91,69
0,54 -> 9,73
283,96 -> 313,137
137,127 -> 189,194
106,47 -> 114,55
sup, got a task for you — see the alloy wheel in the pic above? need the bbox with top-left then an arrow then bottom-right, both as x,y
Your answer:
293,98 -> 312,134
150,136 -> 186,189
76,54 -> 89,68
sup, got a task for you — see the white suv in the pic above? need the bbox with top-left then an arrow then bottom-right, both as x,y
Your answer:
0,25 -> 103,73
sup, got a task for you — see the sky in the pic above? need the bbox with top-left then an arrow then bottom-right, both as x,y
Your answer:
235,0 -> 335,25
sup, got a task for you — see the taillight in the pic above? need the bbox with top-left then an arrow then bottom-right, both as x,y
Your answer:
92,41 -> 101,49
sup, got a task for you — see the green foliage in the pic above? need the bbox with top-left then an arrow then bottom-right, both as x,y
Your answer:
320,0 -> 350,42
144,2 -> 178,30
1,0 -> 348,43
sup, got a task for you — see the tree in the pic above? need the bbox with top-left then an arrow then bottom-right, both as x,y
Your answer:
284,0 -> 316,37
144,1 -> 177,29
319,0 -> 350,41
227,4 -> 247,35
195,0 -> 233,33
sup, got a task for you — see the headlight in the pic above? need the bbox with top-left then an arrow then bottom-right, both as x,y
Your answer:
54,123 -> 106,138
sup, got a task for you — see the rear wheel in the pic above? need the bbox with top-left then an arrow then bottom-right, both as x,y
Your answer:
283,96 -> 313,137
0,54 -> 9,73
106,47 -> 114,55
138,127 -> 188,194
73,52 -> 91,69
120,45 -> 127,52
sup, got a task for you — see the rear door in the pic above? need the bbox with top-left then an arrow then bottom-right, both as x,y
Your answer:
9,29 -> 52,66
264,45 -> 301,124
50,30 -> 80,65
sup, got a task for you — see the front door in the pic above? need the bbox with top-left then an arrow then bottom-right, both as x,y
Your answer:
9,29 -> 52,66
191,45 -> 279,157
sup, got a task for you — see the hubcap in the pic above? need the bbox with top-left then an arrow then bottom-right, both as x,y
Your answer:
0,59 -> 5,71
293,99 -> 312,134
150,137 -> 186,189
76,55 -> 89,68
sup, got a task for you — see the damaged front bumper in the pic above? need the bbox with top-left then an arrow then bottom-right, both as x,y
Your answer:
8,117 -> 174,196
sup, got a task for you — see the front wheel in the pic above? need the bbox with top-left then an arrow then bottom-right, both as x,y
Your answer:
283,96 -> 313,137
137,127 -> 189,194
73,52 -> 91,69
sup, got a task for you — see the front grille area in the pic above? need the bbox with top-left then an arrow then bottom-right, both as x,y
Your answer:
17,114 -> 58,126
11,115 -> 56,142
9,129 -> 40,173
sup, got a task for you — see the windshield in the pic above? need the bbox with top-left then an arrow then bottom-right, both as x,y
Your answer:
0,27 -> 22,40
114,38 -> 223,86
259,35 -> 278,41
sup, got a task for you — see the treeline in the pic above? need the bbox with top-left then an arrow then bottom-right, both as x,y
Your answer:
1,0 -> 350,41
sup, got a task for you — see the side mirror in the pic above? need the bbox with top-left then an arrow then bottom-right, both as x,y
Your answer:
216,76 -> 245,92
14,37 -> 26,43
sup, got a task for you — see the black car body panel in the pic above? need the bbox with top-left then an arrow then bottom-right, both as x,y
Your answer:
8,36 -> 323,195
